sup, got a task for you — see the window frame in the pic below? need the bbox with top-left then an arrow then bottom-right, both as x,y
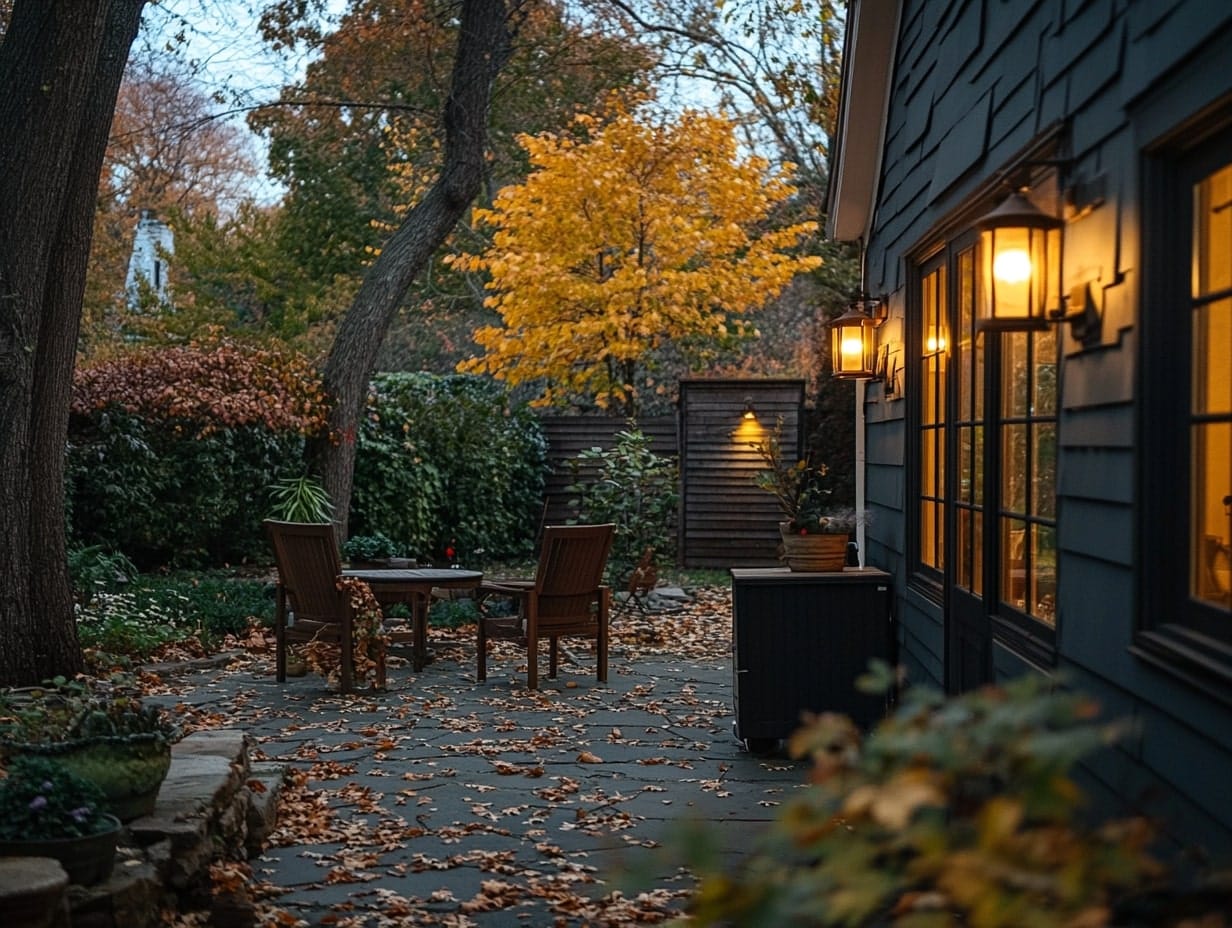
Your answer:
1137,112 -> 1232,693
908,224 -> 1060,666
911,248 -> 949,598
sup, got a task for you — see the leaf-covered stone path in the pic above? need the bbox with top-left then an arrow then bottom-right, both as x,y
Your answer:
149,587 -> 811,926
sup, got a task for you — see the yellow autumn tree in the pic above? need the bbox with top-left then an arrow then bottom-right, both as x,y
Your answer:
451,97 -> 822,414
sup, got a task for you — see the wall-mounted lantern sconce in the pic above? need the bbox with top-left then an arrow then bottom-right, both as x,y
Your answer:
975,187 -> 1103,340
830,293 -> 887,380
742,396 -> 756,420
975,189 -> 1062,331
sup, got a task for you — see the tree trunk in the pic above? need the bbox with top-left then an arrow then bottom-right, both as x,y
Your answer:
0,0 -> 145,686
312,0 -> 517,542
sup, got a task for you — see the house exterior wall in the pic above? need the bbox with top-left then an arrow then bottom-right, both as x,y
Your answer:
858,0 -> 1232,855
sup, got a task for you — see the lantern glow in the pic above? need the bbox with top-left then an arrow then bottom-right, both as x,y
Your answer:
829,295 -> 886,380
975,190 -> 1062,331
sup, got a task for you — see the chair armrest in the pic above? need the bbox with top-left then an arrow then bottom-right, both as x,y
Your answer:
477,579 -> 534,594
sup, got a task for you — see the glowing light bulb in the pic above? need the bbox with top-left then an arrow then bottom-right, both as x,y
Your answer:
993,248 -> 1032,285
841,336 -> 864,360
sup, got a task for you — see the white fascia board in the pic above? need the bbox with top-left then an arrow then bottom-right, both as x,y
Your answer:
826,0 -> 901,243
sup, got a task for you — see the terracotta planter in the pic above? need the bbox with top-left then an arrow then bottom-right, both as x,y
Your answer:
0,813 -> 121,885
779,523 -> 849,572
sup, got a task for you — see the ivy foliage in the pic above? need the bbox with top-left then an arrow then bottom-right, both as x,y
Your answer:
66,334 -> 330,568
566,426 -> 678,582
351,372 -> 547,562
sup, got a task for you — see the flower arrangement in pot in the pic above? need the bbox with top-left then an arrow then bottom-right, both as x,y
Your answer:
0,674 -> 181,822
0,755 -> 122,885
751,418 -> 858,571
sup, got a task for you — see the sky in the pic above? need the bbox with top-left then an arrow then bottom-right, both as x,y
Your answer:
138,1 -> 345,203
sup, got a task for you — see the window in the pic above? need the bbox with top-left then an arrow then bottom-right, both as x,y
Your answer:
1191,162 -> 1232,615
920,257 -> 948,575
1140,121 -> 1232,685
911,210 -> 1060,678
954,246 -> 984,596
998,326 -> 1058,625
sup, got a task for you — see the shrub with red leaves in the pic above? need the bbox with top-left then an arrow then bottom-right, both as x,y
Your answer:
67,333 -> 331,569
72,332 -> 329,437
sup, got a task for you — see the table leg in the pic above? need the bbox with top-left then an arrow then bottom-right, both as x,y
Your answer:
413,591 -> 430,672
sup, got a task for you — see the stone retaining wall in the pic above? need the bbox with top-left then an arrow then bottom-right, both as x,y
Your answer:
2,729 -> 283,928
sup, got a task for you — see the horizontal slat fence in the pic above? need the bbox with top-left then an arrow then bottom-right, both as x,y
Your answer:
536,379 -> 803,569
678,379 -> 804,568
536,415 -> 678,528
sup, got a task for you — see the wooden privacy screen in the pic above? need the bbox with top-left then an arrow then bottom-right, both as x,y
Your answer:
678,379 -> 804,568
537,415 -> 677,528
535,378 -> 804,569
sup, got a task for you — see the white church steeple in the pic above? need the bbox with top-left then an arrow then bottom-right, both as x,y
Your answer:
125,209 -> 174,308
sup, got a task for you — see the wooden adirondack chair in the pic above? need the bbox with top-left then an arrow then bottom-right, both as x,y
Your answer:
264,519 -> 381,694
476,523 -> 615,690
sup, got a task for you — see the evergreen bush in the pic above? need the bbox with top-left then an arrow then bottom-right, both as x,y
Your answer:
351,373 -> 547,561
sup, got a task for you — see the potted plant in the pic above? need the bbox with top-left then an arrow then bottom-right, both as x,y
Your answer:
267,473 -> 334,523
0,675 -> 181,821
0,755 -> 122,885
342,532 -> 415,568
752,418 -> 857,571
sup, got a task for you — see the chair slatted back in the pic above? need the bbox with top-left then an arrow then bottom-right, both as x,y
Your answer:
264,520 -> 345,623
534,524 -> 615,625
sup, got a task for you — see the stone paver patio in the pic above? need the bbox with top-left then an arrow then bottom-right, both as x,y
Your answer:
146,589 -> 813,926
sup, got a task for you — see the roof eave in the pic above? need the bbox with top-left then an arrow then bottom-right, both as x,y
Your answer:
825,0 -> 901,243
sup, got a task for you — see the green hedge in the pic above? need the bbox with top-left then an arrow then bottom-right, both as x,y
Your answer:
67,411 -> 303,568
351,373 -> 547,562
67,352 -> 546,568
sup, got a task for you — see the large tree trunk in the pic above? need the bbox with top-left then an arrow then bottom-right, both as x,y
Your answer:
0,0 -> 145,685
312,0 -> 517,542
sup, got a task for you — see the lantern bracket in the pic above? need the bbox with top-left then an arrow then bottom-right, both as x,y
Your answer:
1049,282 -> 1102,343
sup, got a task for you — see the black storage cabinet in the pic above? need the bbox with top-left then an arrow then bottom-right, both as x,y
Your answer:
730,567 -> 894,751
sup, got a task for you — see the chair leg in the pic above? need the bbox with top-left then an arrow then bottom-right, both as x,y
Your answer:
340,615 -> 354,695
597,587 -> 610,684
527,625 -> 538,691
548,637 -> 558,678
477,617 -> 488,682
275,586 -> 288,683
526,595 -> 539,690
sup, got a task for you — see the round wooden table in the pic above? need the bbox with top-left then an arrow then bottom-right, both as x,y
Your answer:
342,568 -> 483,672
